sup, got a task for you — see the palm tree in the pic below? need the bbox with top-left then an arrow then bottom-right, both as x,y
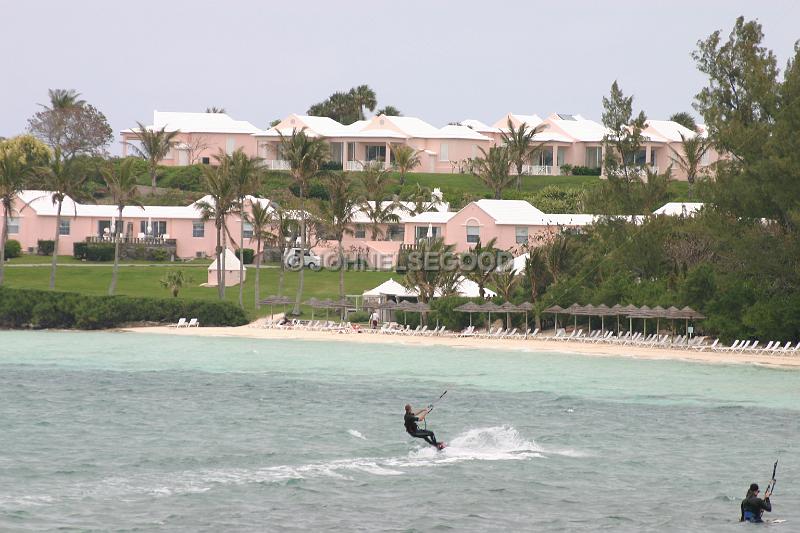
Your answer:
472,146 -> 514,199
501,118 -> 546,190
522,247 -> 549,329
0,146 -> 33,285
127,122 -> 179,194
205,106 -> 226,113
376,105 -> 402,116
545,236 -> 570,285
402,183 -> 435,216
668,112 -> 697,132
197,155 -> 237,299
358,163 -> 400,239
278,128 -> 328,314
227,149 -> 262,309
391,143 -> 420,186
490,269 -> 520,329
318,172 -> 359,307
37,148 -> 87,289
246,202 -> 273,310
349,85 -> 377,120
463,237 -> 499,298
403,237 -> 459,310
46,89 -> 85,110
101,158 -> 142,295
669,133 -> 710,186
160,270 -> 192,297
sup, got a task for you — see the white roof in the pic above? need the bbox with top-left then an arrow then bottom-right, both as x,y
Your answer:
363,278 -> 417,297
545,113 -> 608,142
652,202 -> 705,216
643,120 -> 698,142
474,199 -> 546,225
406,211 -> 456,223
437,124 -> 491,140
16,191 -> 271,221
208,248 -> 244,271
459,119 -> 500,133
123,111 -> 261,135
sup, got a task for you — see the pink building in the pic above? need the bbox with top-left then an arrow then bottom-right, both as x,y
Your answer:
255,113 -> 492,173
4,191 -> 274,260
121,111 -> 261,166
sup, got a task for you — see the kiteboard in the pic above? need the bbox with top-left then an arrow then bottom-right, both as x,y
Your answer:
435,442 -> 447,451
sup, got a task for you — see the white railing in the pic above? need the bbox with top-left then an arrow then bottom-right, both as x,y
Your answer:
521,165 -> 559,176
263,160 -> 291,171
344,161 -> 390,172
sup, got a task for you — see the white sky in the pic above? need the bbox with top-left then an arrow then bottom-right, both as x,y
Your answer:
1,0 -> 799,154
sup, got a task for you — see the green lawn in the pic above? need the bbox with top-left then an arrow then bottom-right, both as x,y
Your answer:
5,255 -> 213,266
2,264 -> 394,320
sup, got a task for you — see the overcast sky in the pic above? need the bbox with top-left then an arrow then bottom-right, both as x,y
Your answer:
1,0 -> 799,153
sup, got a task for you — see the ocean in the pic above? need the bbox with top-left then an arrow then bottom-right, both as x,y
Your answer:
1,330 -> 797,531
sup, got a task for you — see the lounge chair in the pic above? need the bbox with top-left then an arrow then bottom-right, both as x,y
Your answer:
169,318 -> 187,328
187,318 -> 199,327
772,341 -> 792,355
457,326 -> 477,337
692,339 -> 719,351
502,328 -> 518,338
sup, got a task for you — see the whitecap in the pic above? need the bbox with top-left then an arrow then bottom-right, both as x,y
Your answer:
347,429 -> 367,440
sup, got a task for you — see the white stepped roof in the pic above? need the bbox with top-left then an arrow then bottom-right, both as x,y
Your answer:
122,111 -> 261,135
652,202 -> 704,216
644,120 -> 699,142
460,119 -> 500,133
208,248 -> 243,271
475,199 -> 546,225
406,211 -> 456,224
546,113 -> 608,142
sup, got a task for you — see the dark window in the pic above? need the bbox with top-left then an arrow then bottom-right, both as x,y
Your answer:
201,157 -> 210,165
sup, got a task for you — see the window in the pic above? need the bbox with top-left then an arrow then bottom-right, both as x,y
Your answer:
365,145 -> 386,162
59,219 -> 70,236
7,217 -> 19,234
355,224 -> 366,239
557,147 -> 567,167
192,221 -> 205,238
625,150 -> 647,166
466,224 -> 480,243
439,143 -> 449,162
650,148 -> 658,167
140,220 -> 167,236
534,148 -> 553,166
201,157 -> 210,165
387,224 -> 404,241
585,146 -> 602,168
415,225 -> 440,240
226,136 -> 235,155
243,221 -> 253,239
515,226 -> 528,244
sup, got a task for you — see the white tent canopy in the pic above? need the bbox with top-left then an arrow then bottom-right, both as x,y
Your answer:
208,248 -> 243,271
363,276 -> 496,299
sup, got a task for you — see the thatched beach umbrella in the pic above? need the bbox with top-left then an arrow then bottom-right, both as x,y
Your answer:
259,295 -> 293,318
303,297 -> 321,320
565,303 -> 583,330
595,303 -> 611,332
517,302 -> 534,335
650,305 -> 666,334
620,304 -> 639,333
498,301 -> 520,329
544,304 -> 566,331
610,304 -> 624,333
455,301 -> 482,327
479,301 -> 502,328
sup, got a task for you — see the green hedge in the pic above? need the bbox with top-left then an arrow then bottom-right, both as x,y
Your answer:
37,240 -> 55,256
235,248 -> 255,264
4,239 -> 21,259
73,242 -> 88,260
0,287 -> 248,329
86,244 -> 115,262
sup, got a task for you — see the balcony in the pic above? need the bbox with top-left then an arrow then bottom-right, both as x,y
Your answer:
344,160 -> 390,172
262,160 -> 291,171
86,236 -> 177,246
521,164 -> 560,176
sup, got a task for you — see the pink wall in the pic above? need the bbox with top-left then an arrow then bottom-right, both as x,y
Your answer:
121,132 -> 258,166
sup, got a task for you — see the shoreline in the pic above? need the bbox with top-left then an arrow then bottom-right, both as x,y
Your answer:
118,324 -> 800,369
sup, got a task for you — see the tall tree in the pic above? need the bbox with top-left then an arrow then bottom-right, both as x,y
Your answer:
472,146 -> 514,199
0,141 -> 37,285
358,163 -> 400,239
246,202 -> 274,311
37,149 -> 88,289
490,269 -> 520,329
376,105 -> 402,116
318,172 -> 359,307
279,128 -> 329,314
500,118 -> 546,190
403,237 -> 459,307
101,158 -> 142,295
463,237 -> 499,299
521,247 -> 550,329
349,85 -> 377,120
669,133 -> 710,185
197,155 -> 237,299
668,112 -> 698,132
391,143 -> 420,186
402,182 -> 435,216
602,80 -> 648,183
28,90 -> 112,159
545,236 -> 570,285
227,149 -> 262,309
126,122 -> 179,194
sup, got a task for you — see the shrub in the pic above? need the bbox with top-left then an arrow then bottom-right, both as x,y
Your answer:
570,165 -> 602,176
235,248 -> 255,264
86,244 -> 115,261
37,240 -> 55,256
0,287 -> 248,329
73,242 -> 88,260
150,248 -> 169,262
321,161 -> 343,171
4,239 -> 21,259
347,311 -> 370,323
289,180 -> 330,201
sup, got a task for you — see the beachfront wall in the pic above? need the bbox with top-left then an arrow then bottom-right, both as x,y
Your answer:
121,131 -> 258,166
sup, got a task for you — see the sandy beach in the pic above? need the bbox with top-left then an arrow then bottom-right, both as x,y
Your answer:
120,322 -> 800,369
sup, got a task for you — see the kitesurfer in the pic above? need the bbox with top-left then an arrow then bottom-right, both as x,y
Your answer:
740,482 -> 773,523
404,404 -> 439,447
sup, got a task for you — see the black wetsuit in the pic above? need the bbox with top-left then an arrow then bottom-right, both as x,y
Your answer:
405,412 -> 438,446
741,494 -> 771,523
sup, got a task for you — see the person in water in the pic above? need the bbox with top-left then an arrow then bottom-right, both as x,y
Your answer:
740,482 -> 773,523
404,404 -> 439,446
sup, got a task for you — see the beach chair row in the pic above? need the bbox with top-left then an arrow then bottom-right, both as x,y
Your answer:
706,339 -> 800,355
168,317 -> 200,328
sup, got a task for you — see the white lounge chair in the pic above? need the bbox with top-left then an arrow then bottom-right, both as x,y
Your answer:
692,339 -> 719,351
457,326 -> 476,337
187,318 -> 199,327
169,318 -> 187,328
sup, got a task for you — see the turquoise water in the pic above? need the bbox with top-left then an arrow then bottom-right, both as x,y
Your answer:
1,331 -> 798,531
